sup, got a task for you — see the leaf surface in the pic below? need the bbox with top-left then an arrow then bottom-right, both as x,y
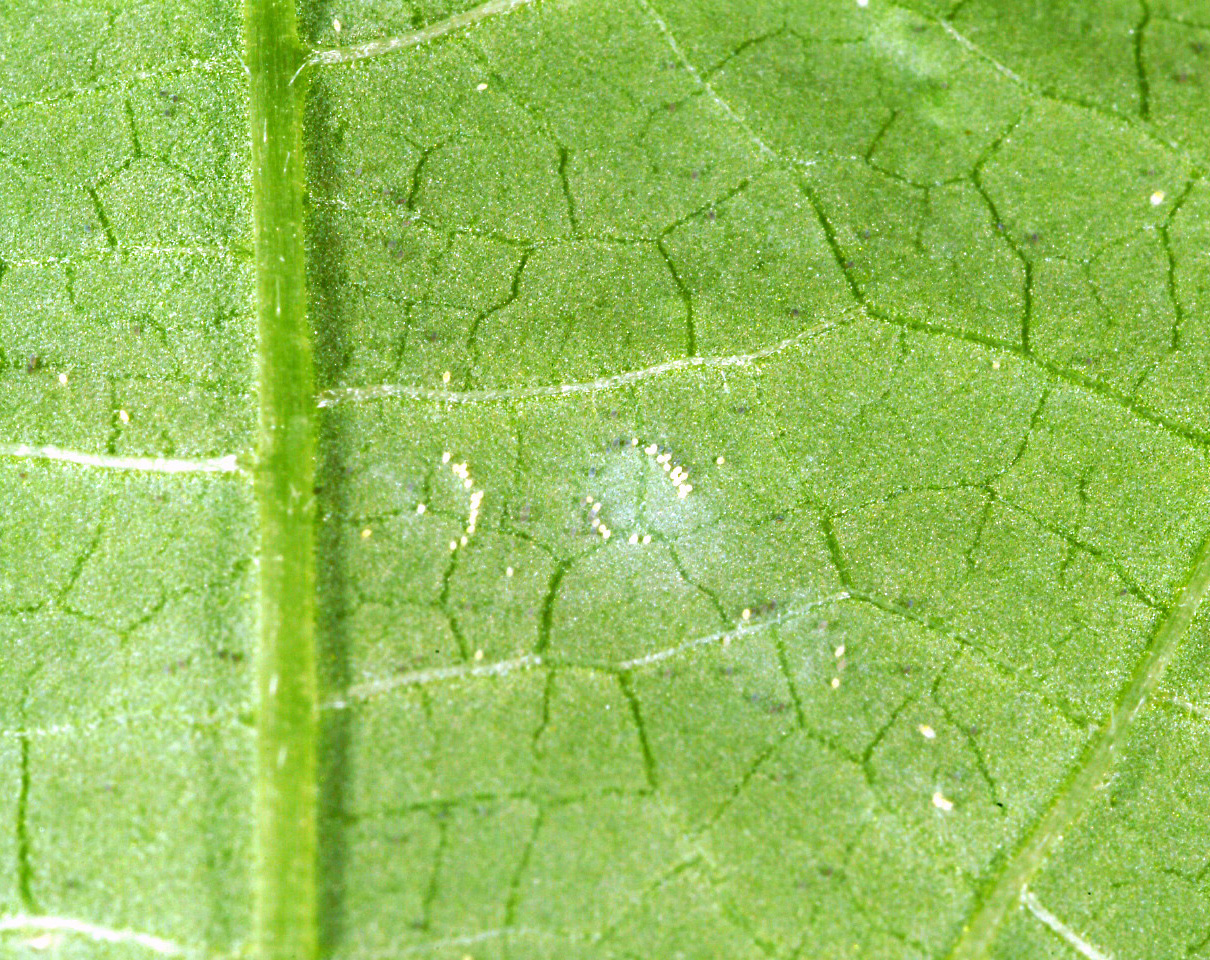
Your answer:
3,0 -> 1210,958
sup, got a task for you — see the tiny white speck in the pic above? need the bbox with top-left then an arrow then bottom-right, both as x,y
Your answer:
991,359 -> 1001,370
333,17 -> 341,32
628,533 -> 639,544
460,535 -> 468,545
642,534 -> 651,545
58,372 -> 69,385
474,648 -> 484,660
601,528 -> 611,539
1151,190 -> 1165,206
741,608 -> 751,621
360,528 -> 372,539
585,496 -> 594,504
463,478 -> 473,489
632,438 -> 640,446
277,746 -> 288,768
449,540 -> 458,551
644,444 -> 659,455
830,677 -> 840,689
834,644 -> 845,658
919,724 -> 937,739
416,503 -> 426,514
856,0 -> 869,6
506,566 -> 514,577
932,791 -> 954,812
442,370 -> 451,383
442,451 -> 451,463
716,455 -> 725,465
269,675 -> 278,696
476,82 -> 488,92
118,409 -> 130,424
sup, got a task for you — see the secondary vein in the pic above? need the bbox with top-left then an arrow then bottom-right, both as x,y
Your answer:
947,526 -> 1210,958
245,0 -> 319,957
304,0 -> 537,70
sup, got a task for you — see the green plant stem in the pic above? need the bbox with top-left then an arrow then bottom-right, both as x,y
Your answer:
244,1 -> 317,958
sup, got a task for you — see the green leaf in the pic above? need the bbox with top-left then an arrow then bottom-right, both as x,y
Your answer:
4,0 -> 1210,958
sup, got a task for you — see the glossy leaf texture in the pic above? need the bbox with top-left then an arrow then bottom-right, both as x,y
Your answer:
4,0 -> 1210,958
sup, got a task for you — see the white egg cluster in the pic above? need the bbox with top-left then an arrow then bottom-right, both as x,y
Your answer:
411,451 -> 484,552
636,439 -> 693,498
584,496 -> 611,540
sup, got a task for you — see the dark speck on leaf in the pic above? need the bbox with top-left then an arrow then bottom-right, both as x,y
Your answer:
861,229 -> 870,238
733,404 -> 747,414
1027,232 -> 1040,244
588,467 -> 597,478
790,308 -> 800,317
844,260 -> 854,269
706,210 -> 716,221
25,354 -> 39,373
1191,41 -> 1205,54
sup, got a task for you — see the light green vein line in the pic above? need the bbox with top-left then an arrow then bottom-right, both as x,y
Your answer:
304,0 -> 538,69
245,0 -> 318,958
947,526 -> 1210,958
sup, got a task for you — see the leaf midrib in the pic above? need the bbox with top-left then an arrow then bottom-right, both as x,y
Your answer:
246,0 -> 319,958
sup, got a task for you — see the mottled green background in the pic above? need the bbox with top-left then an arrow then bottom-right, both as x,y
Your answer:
3,0 -> 1210,957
